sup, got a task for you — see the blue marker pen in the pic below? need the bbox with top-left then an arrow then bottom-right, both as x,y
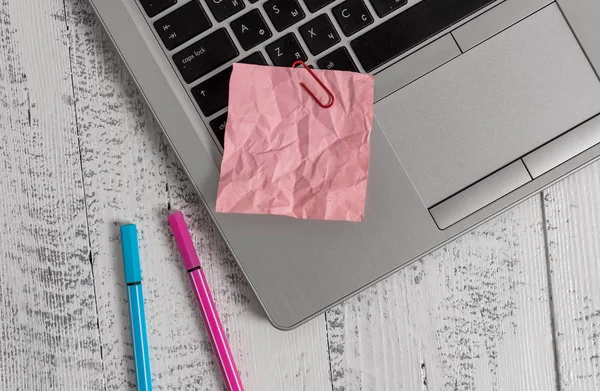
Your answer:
120,224 -> 152,391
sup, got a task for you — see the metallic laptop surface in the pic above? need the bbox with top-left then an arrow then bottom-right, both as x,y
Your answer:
89,0 -> 600,329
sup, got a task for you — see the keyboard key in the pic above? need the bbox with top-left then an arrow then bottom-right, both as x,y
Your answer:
351,0 -> 496,72
265,33 -> 308,66
192,52 -> 267,116
231,9 -> 272,50
299,15 -> 340,55
210,112 -> 228,147
368,0 -> 407,17
317,47 -> 358,72
263,0 -> 305,32
303,0 -> 335,13
154,2 -> 212,50
139,0 -> 176,17
192,67 -> 232,116
240,51 -> 268,65
173,28 -> 238,83
332,0 -> 374,37
205,0 -> 245,22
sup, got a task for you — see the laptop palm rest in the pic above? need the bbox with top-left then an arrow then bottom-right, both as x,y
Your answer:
374,4 -> 600,212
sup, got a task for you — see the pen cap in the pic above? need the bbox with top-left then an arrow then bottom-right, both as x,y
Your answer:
120,224 -> 142,284
168,211 -> 201,270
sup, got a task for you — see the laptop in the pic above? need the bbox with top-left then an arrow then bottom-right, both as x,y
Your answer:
89,0 -> 600,329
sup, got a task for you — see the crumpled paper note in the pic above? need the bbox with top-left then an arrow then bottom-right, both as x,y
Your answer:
216,63 -> 375,222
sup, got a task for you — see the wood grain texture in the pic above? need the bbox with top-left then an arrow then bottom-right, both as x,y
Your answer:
64,0 -> 331,390
0,0 -> 103,389
543,160 -> 600,390
326,196 -> 557,391
65,2 -> 222,387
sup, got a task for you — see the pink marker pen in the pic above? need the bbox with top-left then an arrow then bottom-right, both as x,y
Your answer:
168,211 -> 244,391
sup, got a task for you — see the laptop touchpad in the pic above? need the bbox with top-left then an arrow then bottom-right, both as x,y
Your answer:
374,5 -> 600,208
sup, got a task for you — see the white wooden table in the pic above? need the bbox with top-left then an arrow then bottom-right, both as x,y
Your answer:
1,1 -> 599,390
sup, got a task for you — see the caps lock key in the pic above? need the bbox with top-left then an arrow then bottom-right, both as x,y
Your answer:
172,28 -> 239,84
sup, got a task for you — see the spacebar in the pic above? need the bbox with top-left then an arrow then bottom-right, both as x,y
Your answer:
351,0 -> 497,72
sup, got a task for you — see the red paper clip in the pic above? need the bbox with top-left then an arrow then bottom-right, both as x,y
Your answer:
292,60 -> 335,108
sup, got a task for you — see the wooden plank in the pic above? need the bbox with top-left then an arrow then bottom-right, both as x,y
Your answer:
327,196 -> 557,390
0,0 -> 104,389
65,2 -> 211,386
543,160 -> 600,390
65,1 -> 332,389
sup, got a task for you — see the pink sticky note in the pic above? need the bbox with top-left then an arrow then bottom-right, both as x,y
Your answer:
216,63 -> 375,222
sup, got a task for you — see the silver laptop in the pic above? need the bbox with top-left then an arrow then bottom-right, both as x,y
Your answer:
89,0 -> 600,329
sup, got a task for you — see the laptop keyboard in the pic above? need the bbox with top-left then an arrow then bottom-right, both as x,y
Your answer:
137,0 -> 497,148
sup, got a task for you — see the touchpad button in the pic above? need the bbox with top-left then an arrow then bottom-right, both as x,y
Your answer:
374,4 -> 600,207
